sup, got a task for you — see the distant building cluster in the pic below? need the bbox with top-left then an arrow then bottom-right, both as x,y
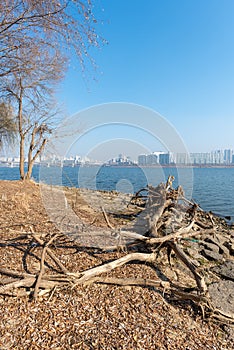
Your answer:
138,149 -> 234,166
0,156 -> 21,167
138,152 -> 171,166
1,149 -> 234,168
105,154 -> 136,166
0,155 -> 94,168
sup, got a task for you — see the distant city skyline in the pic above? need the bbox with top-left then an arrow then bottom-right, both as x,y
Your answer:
0,144 -> 234,162
1,147 -> 234,167
138,149 -> 234,166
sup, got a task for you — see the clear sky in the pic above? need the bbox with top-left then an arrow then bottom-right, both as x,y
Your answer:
56,0 -> 234,160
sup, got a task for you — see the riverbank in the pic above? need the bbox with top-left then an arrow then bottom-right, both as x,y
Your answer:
0,180 -> 233,349
1,166 -> 234,222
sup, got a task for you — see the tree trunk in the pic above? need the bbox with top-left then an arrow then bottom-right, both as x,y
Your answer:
19,135 -> 25,180
25,125 -> 36,180
18,82 -> 25,180
25,136 -> 47,180
25,160 -> 33,180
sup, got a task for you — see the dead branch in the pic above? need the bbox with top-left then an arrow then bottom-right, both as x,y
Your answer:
0,277 -> 36,294
168,242 -> 207,294
32,234 -> 59,300
69,252 -> 157,286
33,245 -> 47,300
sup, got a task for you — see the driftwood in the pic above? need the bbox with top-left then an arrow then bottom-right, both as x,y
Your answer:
0,177 -> 233,326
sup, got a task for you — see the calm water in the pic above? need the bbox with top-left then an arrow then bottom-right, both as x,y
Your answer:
0,165 -> 234,220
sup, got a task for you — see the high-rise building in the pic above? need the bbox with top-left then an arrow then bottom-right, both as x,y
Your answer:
146,153 -> 158,165
190,152 -> 212,164
211,150 -> 224,164
159,153 -> 170,165
175,153 -> 190,165
138,154 -> 147,166
224,149 -> 233,164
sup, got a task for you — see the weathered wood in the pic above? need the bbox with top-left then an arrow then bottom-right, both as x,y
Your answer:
33,245 -> 47,300
89,276 -> 169,288
33,234 -> 59,299
0,277 -> 36,293
68,252 -> 157,284
168,242 -> 207,294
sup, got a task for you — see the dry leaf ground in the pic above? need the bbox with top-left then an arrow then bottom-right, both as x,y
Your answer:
0,180 -> 233,349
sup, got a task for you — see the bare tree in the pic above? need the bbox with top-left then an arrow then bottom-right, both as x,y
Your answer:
0,0 -> 104,179
1,45 -> 66,179
0,0 -> 102,78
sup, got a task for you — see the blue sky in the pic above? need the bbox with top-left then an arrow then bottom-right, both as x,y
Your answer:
57,0 -> 234,159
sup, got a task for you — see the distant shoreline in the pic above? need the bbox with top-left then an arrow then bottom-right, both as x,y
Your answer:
1,163 -> 234,169
140,164 -> 234,168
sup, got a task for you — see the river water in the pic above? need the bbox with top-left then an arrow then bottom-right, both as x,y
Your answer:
0,165 -> 234,220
